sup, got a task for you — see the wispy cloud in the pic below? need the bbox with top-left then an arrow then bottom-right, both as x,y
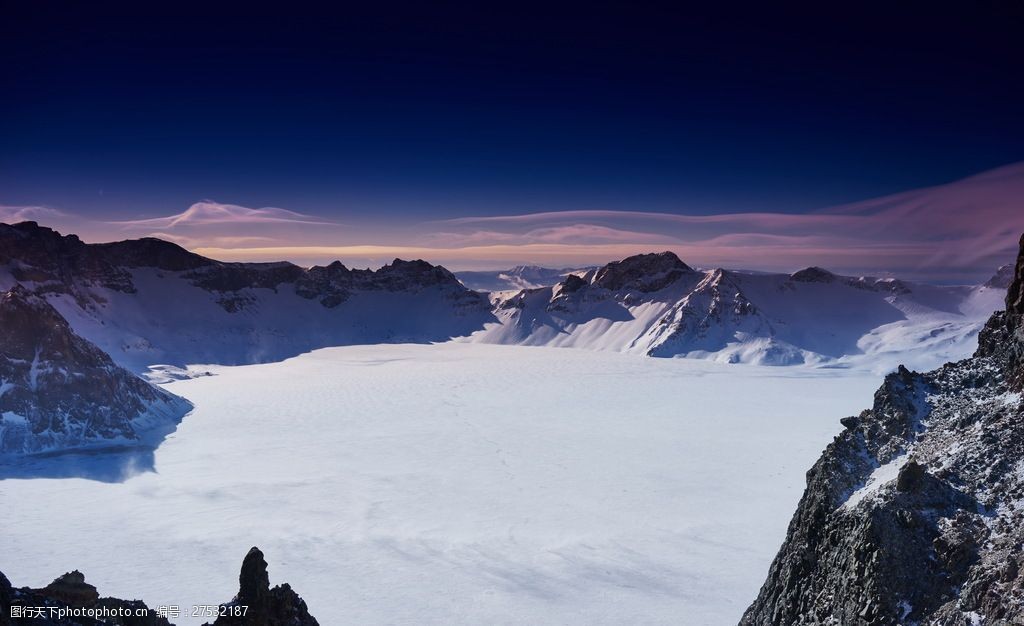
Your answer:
4,163 -> 1024,281
418,224 -> 680,247
0,205 -> 70,223
110,201 -> 339,229
410,163 -> 1024,279
102,200 -> 346,251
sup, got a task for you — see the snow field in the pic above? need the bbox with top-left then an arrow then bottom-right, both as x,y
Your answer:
1,343 -> 879,625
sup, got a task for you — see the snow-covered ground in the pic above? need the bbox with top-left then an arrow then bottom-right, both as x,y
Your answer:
1,343 -> 880,624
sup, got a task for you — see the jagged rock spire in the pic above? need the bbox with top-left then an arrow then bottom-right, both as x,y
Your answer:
209,547 -> 319,626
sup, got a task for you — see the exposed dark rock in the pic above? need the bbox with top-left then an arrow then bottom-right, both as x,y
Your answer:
36,572 -> 99,608
0,568 -> 169,625
0,285 -> 189,456
591,251 -> 693,292
895,459 -> 926,492
206,547 -> 319,626
558,274 -> 588,294
0,549 -> 316,626
741,233 -> 1024,625
790,266 -> 836,283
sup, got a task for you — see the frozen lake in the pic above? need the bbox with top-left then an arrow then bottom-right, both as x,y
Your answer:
0,343 -> 880,625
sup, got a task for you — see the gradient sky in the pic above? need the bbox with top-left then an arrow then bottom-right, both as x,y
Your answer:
2,3 -> 1023,279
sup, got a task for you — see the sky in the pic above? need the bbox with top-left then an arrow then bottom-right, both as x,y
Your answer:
2,2 -> 1023,280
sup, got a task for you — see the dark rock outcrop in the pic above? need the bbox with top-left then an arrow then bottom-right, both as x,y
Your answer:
558,273 -> 588,294
741,234 -> 1024,625
0,549 -> 317,626
790,266 -> 837,283
591,251 -> 694,293
205,547 -> 319,626
0,568 -> 169,626
0,285 -> 189,456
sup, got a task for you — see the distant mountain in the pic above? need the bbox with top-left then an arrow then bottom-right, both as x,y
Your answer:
468,252 -> 1006,369
0,221 -> 493,374
0,221 -> 1006,376
741,243 -> 1024,624
0,285 -> 189,456
0,221 -> 1010,457
455,265 -> 594,292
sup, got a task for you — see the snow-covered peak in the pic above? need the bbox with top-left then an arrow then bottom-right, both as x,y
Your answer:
590,251 -> 694,292
473,254 -> 1010,369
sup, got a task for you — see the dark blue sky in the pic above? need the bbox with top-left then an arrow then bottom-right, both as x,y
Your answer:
2,2 -> 1023,221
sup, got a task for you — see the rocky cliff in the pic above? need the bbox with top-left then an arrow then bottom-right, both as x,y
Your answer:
0,285 -> 190,456
740,236 -> 1024,624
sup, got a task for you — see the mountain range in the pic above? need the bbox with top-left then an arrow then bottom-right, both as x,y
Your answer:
0,219 -> 1009,459
468,254 -> 1007,370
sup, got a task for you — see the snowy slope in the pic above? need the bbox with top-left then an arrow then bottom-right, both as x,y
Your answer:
0,343 -> 882,625
468,255 -> 1006,371
45,268 -> 493,375
0,221 -> 494,375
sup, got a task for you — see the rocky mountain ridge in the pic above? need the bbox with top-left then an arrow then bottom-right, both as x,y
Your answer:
0,221 -> 485,313
740,235 -> 1024,625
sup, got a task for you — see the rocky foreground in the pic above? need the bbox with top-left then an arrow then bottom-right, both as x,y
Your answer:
741,237 -> 1024,624
0,548 -> 317,626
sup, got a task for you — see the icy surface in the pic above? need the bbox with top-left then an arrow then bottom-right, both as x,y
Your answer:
0,343 -> 878,625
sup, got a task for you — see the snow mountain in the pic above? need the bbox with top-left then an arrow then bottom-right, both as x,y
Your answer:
0,221 -> 1006,376
468,252 -> 1006,369
0,221 -> 494,375
0,220 -> 1008,458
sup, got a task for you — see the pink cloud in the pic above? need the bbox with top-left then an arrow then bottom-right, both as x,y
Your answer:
418,163 -> 1024,279
0,205 -> 70,223
4,162 -> 1023,282
111,201 -> 339,229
